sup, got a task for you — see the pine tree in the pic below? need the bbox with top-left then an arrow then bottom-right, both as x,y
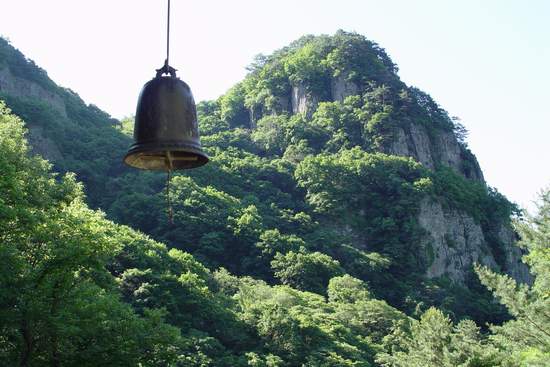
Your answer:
475,188 -> 550,365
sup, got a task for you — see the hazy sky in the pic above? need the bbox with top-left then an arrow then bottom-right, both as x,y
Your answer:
1,0 -> 549,212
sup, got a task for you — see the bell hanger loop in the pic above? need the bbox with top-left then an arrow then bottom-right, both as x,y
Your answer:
156,60 -> 177,78
156,0 -> 177,78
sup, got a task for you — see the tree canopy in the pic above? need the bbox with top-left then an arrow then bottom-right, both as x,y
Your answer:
0,31 -> 543,366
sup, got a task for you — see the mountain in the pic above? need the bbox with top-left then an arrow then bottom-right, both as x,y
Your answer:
0,31 -> 529,290
1,31 -> 546,366
0,38 -> 129,208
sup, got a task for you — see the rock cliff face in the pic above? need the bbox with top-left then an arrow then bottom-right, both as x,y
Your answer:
26,125 -> 63,161
0,66 -> 65,161
331,74 -> 359,103
326,74 -> 507,284
289,75 -> 359,116
388,123 -> 485,181
418,198 -> 530,284
280,72 -> 485,182
497,224 -> 532,283
0,66 -> 67,117
291,82 -> 319,118
251,69 -> 528,285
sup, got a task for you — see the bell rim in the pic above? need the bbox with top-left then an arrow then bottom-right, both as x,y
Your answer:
124,141 -> 209,171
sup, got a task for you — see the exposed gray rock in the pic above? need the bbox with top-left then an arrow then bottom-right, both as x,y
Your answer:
463,152 -> 484,181
291,83 -> 318,118
497,224 -> 532,284
320,64 -> 488,182
0,66 -> 66,163
388,127 -> 411,157
27,125 -> 63,161
0,66 -> 67,117
248,106 -> 259,129
285,70 -> 485,183
434,131 -> 464,173
418,198 -> 529,284
409,124 -> 436,170
387,121 -> 484,181
331,74 -> 359,102
388,124 -> 436,170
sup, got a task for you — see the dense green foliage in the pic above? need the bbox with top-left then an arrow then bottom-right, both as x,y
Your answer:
475,190 -> 550,365
0,101 -> 404,366
374,190 -> 550,367
0,102 -> 183,365
377,307 -> 502,366
1,32 -> 544,366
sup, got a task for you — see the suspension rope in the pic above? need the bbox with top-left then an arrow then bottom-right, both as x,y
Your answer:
166,168 -> 174,224
156,0 -> 176,77
166,0 -> 171,66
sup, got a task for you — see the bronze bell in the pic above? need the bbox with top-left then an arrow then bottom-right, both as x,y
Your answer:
124,65 -> 208,170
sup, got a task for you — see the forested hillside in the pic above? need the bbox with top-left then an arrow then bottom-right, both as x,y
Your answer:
1,32 -> 547,366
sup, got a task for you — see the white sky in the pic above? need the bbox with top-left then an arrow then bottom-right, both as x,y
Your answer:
1,0 -> 549,213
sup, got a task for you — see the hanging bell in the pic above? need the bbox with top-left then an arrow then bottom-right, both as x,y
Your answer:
124,64 -> 208,170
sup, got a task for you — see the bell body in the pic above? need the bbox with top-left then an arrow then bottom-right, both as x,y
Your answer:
124,75 -> 208,170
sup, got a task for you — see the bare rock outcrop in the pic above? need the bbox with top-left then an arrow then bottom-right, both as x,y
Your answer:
0,66 -> 67,117
331,74 -> 359,103
389,124 -> 436,170
0,66 -> 66,161
291,83 -> 319,118
497,224 -> 532,284
418,198 -> 530,284
26,125 -> 63,161
388,122 -> 484,181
